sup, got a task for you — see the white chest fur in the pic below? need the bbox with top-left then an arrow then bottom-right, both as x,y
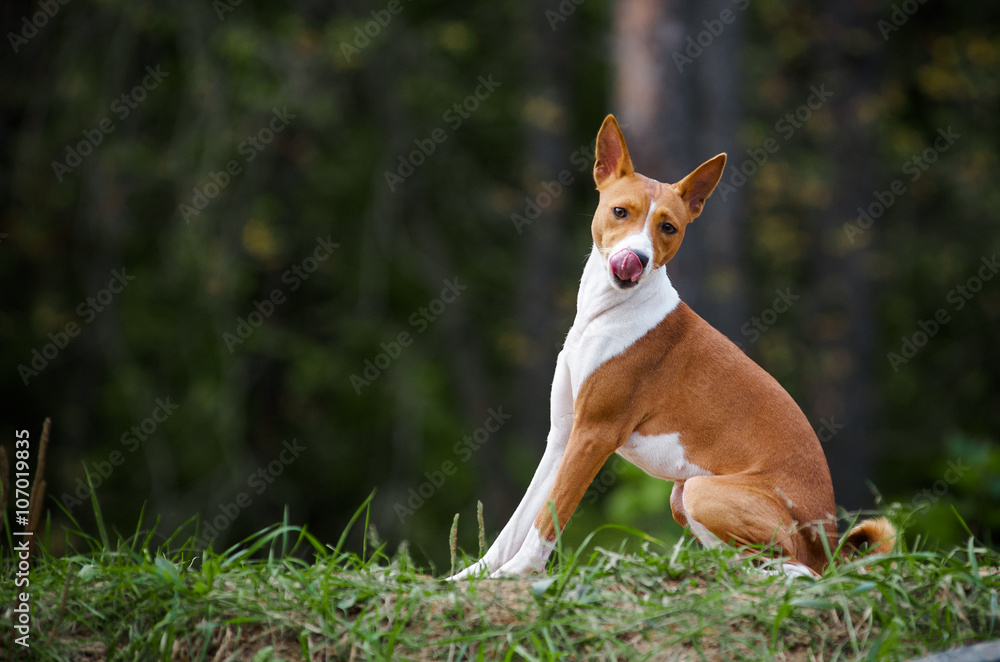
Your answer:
563,246 -> 680,398
561,246 -> 710,483
616,432 -> 712,481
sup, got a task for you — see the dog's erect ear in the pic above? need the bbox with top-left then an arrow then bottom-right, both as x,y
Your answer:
593,115 -> 634,188
674,153 -> 727,219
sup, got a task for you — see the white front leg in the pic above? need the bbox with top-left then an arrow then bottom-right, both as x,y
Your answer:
446,351 -> 574,580
488,524 -> 553,577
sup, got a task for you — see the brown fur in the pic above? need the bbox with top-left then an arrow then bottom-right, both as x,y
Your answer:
841,517 -> 896,556
531,115 -> 894,575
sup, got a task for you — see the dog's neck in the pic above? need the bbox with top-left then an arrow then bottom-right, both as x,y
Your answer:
573,245 -> 681,331
563,245 -> 682,397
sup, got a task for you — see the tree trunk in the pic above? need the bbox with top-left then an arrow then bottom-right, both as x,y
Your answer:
613,0 -> 747,341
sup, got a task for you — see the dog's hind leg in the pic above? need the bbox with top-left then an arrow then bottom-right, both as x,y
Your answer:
680,474 -> 833,575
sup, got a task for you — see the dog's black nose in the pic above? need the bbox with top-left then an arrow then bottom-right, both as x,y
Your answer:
634,251 -> 650,267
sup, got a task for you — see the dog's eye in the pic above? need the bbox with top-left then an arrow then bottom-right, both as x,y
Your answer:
661,222 -> 677,235
612,207 -> 628,219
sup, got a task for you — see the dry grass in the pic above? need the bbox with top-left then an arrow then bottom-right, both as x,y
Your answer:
2,494 -> 998,661
5,527 -> 997,661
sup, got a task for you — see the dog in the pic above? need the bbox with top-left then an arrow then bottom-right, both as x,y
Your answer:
448,115 -> 894,579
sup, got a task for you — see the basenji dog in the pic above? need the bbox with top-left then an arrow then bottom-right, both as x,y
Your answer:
448,115 -> 894,580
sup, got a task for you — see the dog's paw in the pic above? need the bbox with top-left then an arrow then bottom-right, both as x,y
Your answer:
488,552 -> 547,578
444,558 -> 490,581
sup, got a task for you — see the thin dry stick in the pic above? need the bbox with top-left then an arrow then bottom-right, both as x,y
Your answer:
0,446 -> 9,540
27,479 -> 45,538
44,565 -> 74,649
27,418 -> 51,554
449,514 -> 460,576
477,500 -> 485,558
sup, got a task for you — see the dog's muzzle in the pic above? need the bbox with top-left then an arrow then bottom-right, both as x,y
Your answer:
609,248 -> 647,283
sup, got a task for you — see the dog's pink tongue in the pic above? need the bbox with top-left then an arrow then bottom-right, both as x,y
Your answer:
610,249 -> 643,282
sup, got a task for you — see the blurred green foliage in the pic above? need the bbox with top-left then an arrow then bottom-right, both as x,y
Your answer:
1,0 -> 997,569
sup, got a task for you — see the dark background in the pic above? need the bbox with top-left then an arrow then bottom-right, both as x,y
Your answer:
1,0 -> 998,570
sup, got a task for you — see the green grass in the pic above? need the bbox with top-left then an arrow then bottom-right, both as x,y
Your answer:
2,501 -> 998,661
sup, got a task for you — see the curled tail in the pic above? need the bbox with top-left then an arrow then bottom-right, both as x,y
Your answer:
840,517 -> 896,557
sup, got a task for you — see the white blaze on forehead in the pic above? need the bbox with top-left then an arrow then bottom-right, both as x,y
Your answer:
610,200 -> 656,258
644,200 -> 658,230
643,200 -> 664,254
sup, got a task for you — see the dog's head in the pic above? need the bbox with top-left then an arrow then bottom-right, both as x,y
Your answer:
590,115 -> 727,290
